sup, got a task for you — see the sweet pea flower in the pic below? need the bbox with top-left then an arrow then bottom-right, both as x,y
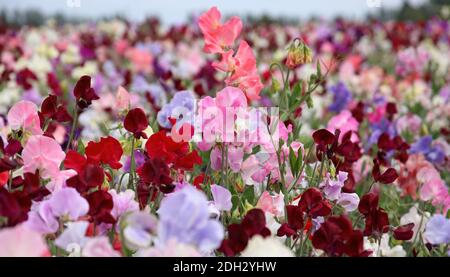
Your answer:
241,235 -> 294,257
54,221 -> 89,254
327,110 -> 359,142
400,205 -> 429,242
109,189 -> 140,220
157,186 -> 224,253
157,90 -> 196,129
7,100 -> 43,136
210,184 -> 232,212
198,6 -> 242,54
135,238 -> 201,257
26,188 -> 89,234
423,215 -> 450,245
116,86 -> 130,110
22,135 -> 66,179
256,191 -> 285,217
82,237 -> 121,257
336,193 -> 360,212
123,211 -> 158,250
0,224 -> 49,257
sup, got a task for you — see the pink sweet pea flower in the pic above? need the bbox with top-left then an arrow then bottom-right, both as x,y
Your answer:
210,185 -> 232,212
82,237 -> 121,257
198,6 -> 242,54
116,86 -> 131,111
7,100 -> 43,135
109,189 -> 140,220
0,224 -> 49,257
22,135 -> 66,179
327,110 -> 359,142
256,191 -> 285,217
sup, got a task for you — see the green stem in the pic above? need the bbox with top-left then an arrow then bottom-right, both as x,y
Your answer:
65,108 -> 79,151
128,137 -> 136,190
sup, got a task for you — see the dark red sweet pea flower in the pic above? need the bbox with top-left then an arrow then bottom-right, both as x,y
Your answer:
372,159 -> 398,184
393,223 -> 415,241
15,68 -> 37,90
358,192 -> 390,237
12,171 -> 50,211
85,136 -> 123,169
0,187 -> 28,227
311,215 -> 353,257
137,157 -> 174,205
313,129 -> 335,146
47,72 -> 62,95
276,205 -> 304,238
298,188 -> 332,218
73,75 -> 99,109
86,190 -> 116,224
124,108 -> 148,139
219,209 -> 270,256
40,95 -> 72,123
343,230 -> 372,257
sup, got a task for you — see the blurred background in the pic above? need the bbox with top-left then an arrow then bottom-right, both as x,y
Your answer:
0,0 -> 448,27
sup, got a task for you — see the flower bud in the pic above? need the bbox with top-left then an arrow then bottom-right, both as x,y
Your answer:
286,40 -> 313,69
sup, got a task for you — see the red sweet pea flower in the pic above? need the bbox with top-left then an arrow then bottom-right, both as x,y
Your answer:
16,68 -> 37,90
145,131 -> 189,164
276,205 -> 304,238
219,209 -> 270,256
65,150 -> 106,193
312,215 -> 370,257
40,95 -> 72,123
298,188 -> 332,218
312,215 -> 353,256
174,150 -> 202,170
372,159 -> 398,184
124,108 -> 148,139
393,223 -> 415,241
85,136 -> 123,169
73,75 -> 99,109
0,187 -> 28,227
12,171 -> 50,211
86,190 -> 116,224
137,158 -> 174,189
358,192 -> 390,237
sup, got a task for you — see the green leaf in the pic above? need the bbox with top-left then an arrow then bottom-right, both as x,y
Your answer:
242,186 -> 255,205
289,147 -> 297,176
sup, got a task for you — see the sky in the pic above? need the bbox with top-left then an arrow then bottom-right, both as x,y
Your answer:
0,0 -> 427,24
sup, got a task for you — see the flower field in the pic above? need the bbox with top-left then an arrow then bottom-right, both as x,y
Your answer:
0,6 -> 449,257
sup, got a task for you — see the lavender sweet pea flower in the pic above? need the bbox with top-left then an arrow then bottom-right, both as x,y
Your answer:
328,82 -> 352,113
320,172 -> 347,201
55,221 -> 90,251
210,185 -> 232,212
49,187 -> 89,220
157,90 -> 196,129
337,193 -> 360,212
424,215 -> 450,245
157,186 -> 224,253
123,212 -> 158,250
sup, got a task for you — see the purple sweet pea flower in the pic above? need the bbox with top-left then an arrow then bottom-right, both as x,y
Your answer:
124,150 -> 146,172
424,215 -> 450,245
210,185 -> 232,212
157,90 -> 196,129
55,221 -> 90,251
157,186 -> 224,252
49,187 -> 89,220
25,188 -> 89,234
328,82 -> 352,113
123,211 -> 158,250
337,193 -> 360,212
410,136 -> 445,164
320,172 -> 347,201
